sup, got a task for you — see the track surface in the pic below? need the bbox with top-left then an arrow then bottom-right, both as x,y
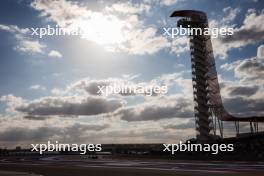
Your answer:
0,156 -> 264,176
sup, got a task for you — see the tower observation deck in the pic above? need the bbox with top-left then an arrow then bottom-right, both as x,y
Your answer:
170,10 -> 264,142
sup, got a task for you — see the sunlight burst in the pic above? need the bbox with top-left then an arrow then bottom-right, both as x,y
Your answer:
75,13 -> 127,46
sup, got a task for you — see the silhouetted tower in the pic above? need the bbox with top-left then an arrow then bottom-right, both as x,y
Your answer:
170,10 -> 215,142
171,10 -> 264,142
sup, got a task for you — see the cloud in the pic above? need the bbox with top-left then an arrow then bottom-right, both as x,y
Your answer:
218,46 -> 264,117
257,44 -> 264,59
2,73 -> 191,121
30,84 -> 46,91
221,45 -> 264,85
0,112 -> 196,147
31,0 -> 90,27
0,122 -> 109,143
163,119 -> 194,130
0,114 -> 195,146
106,2 -> 150,14
224,97 -> 264,117
45,74 -> 194,122
35,73 -> 193,122
0,24 -> 46,54
222,7 -> 240,24
48,50 -> 62,58
68,78 -> 110,96
215,82 -> 264,118
16,96 -> 123,118
15,40 -> 46,54
161,0 -> 182,6
234,58 -> 264,83
222,9 -> 264,44
31,0 -> 169,55
0,116 -> 193,147
227,85 -> 259,97
24,115 -> 51,120
0,94 -> 25,114
169,36 -> 189,56
213,9 -> 264,59
113,95 -> 193,121
0,126 -> 60,142
59,76 -> 167,97
0,24 -> 61,57
125,27 -> 169,55
143,0 -> 184,6
220,61 -> 263,117
158,72 -> 193,96
0,24 -> 29,34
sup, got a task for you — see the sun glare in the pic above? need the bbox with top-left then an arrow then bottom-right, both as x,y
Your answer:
76,13 -> 127,46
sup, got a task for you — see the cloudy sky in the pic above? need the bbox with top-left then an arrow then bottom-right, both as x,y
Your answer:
0,0 -> 263,148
